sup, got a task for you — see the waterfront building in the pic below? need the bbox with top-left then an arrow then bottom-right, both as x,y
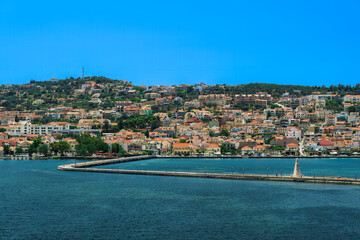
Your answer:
7,121 -> 71,137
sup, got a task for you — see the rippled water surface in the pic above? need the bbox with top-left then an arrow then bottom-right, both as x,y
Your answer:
97,157 -> 360,178
1,159 -> 360,239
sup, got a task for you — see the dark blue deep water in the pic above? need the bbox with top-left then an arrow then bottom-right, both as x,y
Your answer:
2,158 -> 360,239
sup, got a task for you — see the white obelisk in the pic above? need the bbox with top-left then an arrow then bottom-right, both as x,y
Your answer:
292,158 -> 302,177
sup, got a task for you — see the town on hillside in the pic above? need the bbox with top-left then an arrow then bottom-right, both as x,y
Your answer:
0,76 -> 359,158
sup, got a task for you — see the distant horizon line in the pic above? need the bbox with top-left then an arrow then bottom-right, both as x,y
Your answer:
1,75 -> 357,88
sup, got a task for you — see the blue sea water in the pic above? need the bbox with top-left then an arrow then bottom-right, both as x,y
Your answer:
1,158 -> 360,239
97,157 -> 360,178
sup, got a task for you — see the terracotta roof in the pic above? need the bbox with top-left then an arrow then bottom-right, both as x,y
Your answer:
241,146 -> 253,150
287,143 -> 298,148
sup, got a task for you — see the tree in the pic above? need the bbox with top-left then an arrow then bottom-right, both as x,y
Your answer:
151,105 -> 160,113
58,141 -> 71,155
206,103 -> 218,108
97,142 -> 109,153
151,120 -> 160,130
220,145 -> 235,155
15,146 -> 24,154
111,125 -> 119,133
76,133 -> 93,145
75,144 -> 88,156
220,129 -> 230,137
111,143 -> 120,153
15,115 -> 20,122
117,115 -> 161,130
112,143 -> 126,154
0,128 -> 7,133
118,146 -> 126,154
118,120 -> 124,130
28,137 -> 42,155
265,137 -> 275,145
76,133 -> 109,155
266,111 -> 271,120
38,144 -> 49,156
87,144 -> 97,155
145,129 -> 149,138
3,144 -> 11,155
50,141 -> 71,155
103,120 -> 110,132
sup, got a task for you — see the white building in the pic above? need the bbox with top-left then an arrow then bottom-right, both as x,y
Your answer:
286,127 -> 301,139
344,95 -> 360,103
89,98 -> 102,104
7,121 -> 71,136
295,111 -> 306,119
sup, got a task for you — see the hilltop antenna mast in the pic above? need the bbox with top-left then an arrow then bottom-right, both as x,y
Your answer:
82,67 -> 85,79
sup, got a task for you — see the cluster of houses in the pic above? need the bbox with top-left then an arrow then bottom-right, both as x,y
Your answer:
1,80 -> 360,157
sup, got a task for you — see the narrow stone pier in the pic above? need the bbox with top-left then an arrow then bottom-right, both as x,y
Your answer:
58,155 -> 155,170
58,156 -> 360,186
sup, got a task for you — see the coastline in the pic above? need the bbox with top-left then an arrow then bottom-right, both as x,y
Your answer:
3,155 -> 360,160
156,155 -> 360,159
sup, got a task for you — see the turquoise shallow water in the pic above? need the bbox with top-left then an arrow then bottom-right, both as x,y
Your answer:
1,159 -> 360,239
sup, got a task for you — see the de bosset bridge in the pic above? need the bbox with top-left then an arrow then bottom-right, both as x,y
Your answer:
57,156 -> 360,185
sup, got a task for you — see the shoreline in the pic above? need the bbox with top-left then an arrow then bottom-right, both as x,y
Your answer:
156,155 -> 360,159
3,155 -> 360,160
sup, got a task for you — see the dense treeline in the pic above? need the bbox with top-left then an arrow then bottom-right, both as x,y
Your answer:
117,115 -> 161,130
1,76 -> 360,111
75,133 -> 109,156
202,83 -> 360,97
0,76 -> 129,111
2,133 -> 129,157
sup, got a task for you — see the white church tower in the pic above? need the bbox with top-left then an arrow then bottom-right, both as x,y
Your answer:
292,158 -> 302,177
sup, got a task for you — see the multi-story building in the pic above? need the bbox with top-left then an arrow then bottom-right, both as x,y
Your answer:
275,108 -> 285,118
7,121 -> 71,136
286,127 -> 301,139
307,94 -> 338,101
144,93 -> 161,100
315,99 -> 326,108
295,111 -> 306,119
199,94 -> 232,107
184,100 -> 201,109
344,95 -> 360,103
172,143 -> 193,155
234,93 -> 272,106
114,101 -> 132,112
155,97 -> 173,106
306,112 -> 318,122
325,115 -> 336,125
123,105 -> 141,115
282,97 -> 300,107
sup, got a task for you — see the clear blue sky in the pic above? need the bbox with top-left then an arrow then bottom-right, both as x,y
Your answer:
1,0 -> 360,86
